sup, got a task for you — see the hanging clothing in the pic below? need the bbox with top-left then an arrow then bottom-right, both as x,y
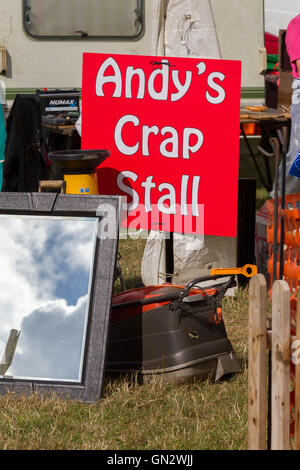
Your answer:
142,0 -> 238,288
151,0 -> 221,58
164,0 -> 221,58
0,103 -> 6,190
1,94 -> 51,193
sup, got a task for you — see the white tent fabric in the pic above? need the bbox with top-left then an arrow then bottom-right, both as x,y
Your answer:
151,0 -> 221,58
141,232 -> 237,290
142,0 -> 236,288
151,0 -> 169,55
164,0 -> 221,58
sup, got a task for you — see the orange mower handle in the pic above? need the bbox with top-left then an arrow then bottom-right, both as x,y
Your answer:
210,264 -> 257,278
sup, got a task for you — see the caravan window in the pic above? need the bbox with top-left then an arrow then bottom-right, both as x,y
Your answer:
23,0 -> 144,39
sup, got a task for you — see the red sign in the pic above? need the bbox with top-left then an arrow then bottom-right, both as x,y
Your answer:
81,53 -> 241,237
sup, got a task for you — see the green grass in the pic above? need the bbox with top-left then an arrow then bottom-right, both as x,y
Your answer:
0,287 -> 250,451
0,147 -> 273,450
115,237 -> 147,292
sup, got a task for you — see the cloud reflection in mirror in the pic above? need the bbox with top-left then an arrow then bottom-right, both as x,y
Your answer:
0,215 -> 97,382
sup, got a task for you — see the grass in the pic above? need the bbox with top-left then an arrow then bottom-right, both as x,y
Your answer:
0,287 -> 250,451
115,237 -> 147,292
0,144 -> 273,450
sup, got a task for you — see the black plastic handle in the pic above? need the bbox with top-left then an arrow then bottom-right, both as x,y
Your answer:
182,274 -> 235,296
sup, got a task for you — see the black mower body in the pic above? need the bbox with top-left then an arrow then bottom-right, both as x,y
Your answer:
107,279 -> 241,383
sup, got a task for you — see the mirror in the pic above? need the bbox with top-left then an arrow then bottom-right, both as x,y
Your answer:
0,193 -> 120,402
0,215 -> 97,382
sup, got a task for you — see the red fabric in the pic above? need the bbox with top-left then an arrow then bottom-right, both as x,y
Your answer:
265,32 -> 278,55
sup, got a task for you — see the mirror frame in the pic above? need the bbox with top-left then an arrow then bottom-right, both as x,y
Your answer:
0,192 -> 120,403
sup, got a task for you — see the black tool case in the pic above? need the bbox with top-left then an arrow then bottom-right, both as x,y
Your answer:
106,276 -> 241,383
36,89 -> 80,115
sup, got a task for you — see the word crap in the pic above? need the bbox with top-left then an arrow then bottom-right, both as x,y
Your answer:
115,115 -> 203,159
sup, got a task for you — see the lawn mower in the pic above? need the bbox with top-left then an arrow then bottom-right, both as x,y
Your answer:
106,265 -> 257,383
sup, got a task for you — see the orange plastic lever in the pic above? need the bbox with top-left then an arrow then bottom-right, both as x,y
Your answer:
245,106 -> 268,112
210,264 -> 258,278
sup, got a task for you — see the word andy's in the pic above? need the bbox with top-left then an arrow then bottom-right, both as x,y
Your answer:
96,57 -> 226,104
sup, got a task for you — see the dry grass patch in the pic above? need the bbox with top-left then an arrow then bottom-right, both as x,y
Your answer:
0,286 -> 250,450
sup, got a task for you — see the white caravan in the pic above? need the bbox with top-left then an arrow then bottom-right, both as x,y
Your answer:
264,0 -> 299,36
0,0 -> 265,108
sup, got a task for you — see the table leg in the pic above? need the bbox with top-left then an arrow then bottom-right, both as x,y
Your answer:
240,123 -> 272,192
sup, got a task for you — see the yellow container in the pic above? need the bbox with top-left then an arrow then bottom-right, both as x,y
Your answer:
64,173 -> 99,195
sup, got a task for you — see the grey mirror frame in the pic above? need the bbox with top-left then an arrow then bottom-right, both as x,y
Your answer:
0,192 -> 120,403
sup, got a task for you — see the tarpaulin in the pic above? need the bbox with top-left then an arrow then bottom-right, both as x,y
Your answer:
152,0 -> 221,58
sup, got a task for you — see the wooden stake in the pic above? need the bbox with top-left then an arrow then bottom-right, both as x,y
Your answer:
248,274 -> 267,450
294,290 -> 300,449
271,280 -> 291,450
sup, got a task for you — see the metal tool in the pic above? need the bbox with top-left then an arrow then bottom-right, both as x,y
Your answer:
270,137 -> 280,283
277,126 -> 289,279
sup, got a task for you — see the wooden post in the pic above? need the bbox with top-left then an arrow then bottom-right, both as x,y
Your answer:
271,280 -> 291,450
248,274 -> 267,450
294,290 -> 300,449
